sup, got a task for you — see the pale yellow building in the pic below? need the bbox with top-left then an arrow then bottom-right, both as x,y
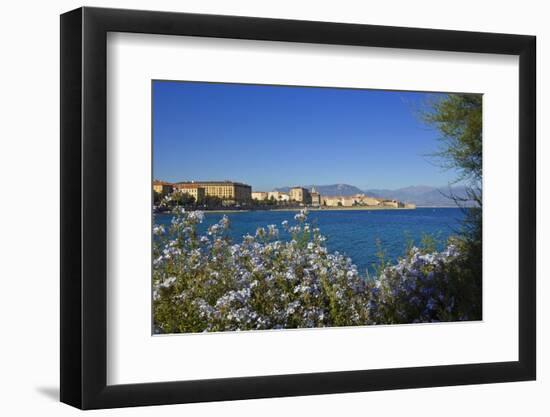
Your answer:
321,196 -> 358,207
310,192 -> 321,206
175,181 -> 252,203
341,196 -> 359,207
382,199 -> 399,208
252,191 -> 268,201
289,187 -> 311,204
153,180 -> 173,196
361,196 -> 381,206
353,194 -> 381,206
267,191 -> 290,202
173,183 -> 206,203
317,193 -> 410,209
321,194 -> 384,207
322,196 -> 342,207
309,187 -> 321,206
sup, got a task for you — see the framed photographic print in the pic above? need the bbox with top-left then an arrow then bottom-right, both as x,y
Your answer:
60,7 -> 536,409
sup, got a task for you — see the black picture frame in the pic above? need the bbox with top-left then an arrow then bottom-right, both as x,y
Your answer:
60,6 -> 536,410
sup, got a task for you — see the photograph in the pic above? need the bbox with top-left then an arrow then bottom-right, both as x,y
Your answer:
151,81 -> 483,334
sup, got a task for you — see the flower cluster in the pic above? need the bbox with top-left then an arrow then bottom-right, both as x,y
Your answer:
366,245 -> 465,324
153,208 -> 473,334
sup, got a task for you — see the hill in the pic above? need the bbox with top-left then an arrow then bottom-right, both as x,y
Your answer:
364,185 -> 474,207
274,183 -> 475,207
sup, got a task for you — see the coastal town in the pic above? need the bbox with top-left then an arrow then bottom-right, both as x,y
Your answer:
153,180 -> 415,210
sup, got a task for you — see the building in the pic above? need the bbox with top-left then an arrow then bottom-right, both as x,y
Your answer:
310,187 -> 321,206
267,191 -> 290,202
361,196 -> 381,206
404,203 -> 416,209
289,187 -> 311,204
321,196 -> 342,207
252,191 -> 268,201
353,194 -> 381,206
321,196 -> 357,207
321,194 -> 384,207
175,181 -> 252,203
153,180 -> 173,196
173,183 -> 206,203
382,199 -> 399,208
340,196 -> 359,207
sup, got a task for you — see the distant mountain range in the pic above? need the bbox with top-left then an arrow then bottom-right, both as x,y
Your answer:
275,184 -> 474,207
364,185 -> 474,207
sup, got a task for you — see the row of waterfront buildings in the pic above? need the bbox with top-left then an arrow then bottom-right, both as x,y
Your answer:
252,187 -> 414,208
153,180 -> 415,209
153,180 -> 252,204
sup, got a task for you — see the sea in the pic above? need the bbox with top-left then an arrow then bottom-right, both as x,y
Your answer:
154,208 -> 465,274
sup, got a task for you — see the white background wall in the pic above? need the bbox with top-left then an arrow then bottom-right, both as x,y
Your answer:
0,0 -> 546,415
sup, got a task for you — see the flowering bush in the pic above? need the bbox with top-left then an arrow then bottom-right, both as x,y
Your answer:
153,209 -> 479,333
368,245 -> 463,324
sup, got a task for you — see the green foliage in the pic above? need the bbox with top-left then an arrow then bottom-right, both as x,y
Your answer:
422,94 -> 482,185
160,190 -> 196,208
372,238 -> 388,276
204,196 -> 222,207
447,227 -> 482,320
368,243 -> 478,324
153,191 -> 162,204
419,233 -> 438,254
420,93 -> 483,321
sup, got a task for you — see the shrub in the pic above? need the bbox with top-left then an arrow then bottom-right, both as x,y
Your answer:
153,209 -> 479,333
153,208 -> 369,333
367,244 -> 463,324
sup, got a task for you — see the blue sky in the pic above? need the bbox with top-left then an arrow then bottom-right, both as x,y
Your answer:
153,81 -> 459,191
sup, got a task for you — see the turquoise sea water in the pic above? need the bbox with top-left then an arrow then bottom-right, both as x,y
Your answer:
154,208 -> 465,274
